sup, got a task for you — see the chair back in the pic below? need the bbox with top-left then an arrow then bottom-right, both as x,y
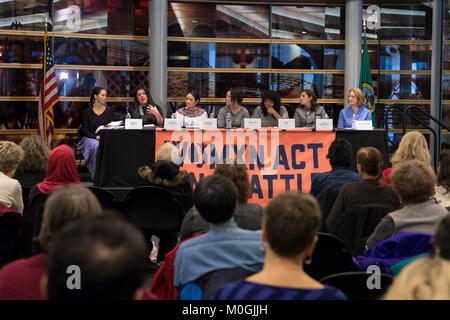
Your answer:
320,271 -> 394,300
88,186 -> 122,212
0,204 -> 22,267
316,189 -> 340,232
21,193 -> 48,257
329,204 -> 393,256
122,186 -> 184,232
21,186 -> 32,214
179,267 -> 255,300
304,232 -> 357,280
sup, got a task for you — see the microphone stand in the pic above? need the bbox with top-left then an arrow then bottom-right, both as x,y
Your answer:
182,106 -> 186,128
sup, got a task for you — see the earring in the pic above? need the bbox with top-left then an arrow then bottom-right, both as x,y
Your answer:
304,255 -> 312,265
259,243 -> 265,252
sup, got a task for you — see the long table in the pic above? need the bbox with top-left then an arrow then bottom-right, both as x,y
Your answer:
94,128 -> 388,206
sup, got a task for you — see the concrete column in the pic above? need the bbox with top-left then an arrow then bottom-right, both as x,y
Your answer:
150,0 -> 168,116
430,0 -> 444,170
344,0 -> 362,106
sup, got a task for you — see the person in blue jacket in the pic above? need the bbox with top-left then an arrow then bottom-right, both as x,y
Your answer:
338,88 -> 371,128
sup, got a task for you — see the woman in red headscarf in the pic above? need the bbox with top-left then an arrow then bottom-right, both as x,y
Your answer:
23,145 -> 80,257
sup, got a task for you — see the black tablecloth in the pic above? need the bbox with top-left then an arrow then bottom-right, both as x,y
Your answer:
336,129 -> 389,172
94,129 -> 156,187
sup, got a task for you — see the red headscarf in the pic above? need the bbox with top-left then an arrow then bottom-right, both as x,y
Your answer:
37,145 -> 80,194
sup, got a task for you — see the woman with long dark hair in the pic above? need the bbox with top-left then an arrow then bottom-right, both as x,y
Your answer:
174,90 -> 207,128
252,91 -> 288,127
129,87 -> 163,126
217,88 -> 249,128
77,86 -> 112,179
294,89 -> 328,127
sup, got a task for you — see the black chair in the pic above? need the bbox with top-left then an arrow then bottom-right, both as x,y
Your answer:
315,189 -> 340,232
88,186 -> 122,212
304,232 -> 357,281
21,193 -> 48,257
0,207 -> 22,268
328,204 -> 394,257
21,186 -> 32,215
122,186 -> 185,261
320,271 -> 394,300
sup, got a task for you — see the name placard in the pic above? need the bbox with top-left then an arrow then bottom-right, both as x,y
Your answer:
164,118 -> 181,129
244,118 -> 261,129
278,119 -> 296,130
355,120 -> 373,130
202,118 -> 218,129
315,118 -> 333,131
124,118 -> 142,130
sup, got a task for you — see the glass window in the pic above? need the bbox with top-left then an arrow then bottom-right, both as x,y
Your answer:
0,0 -> 48,31
54,0 -> 149,35
0,35 -> 43,63
0,68 -> 40,96
377,73 -> 431,100
168,2 -> 269,38
271,44 -> 345,70
271,6 -> 344,40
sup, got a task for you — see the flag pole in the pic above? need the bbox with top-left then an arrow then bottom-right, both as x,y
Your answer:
42,18 -> 50,142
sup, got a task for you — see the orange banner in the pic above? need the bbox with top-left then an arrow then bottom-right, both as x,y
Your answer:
155,128 -> 336,207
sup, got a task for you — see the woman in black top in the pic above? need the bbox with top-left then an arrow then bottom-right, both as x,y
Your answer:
129,87 -> 164,126
77,86 -> 112,179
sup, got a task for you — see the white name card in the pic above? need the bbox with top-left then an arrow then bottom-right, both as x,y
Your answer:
355,120 -> 373,130
125,118 -> 142,129
315,118 -> 333,130
164,118 -> 181,129
202,118 -> 218,129
278,119 -> 295,130
244,118 -> 261,129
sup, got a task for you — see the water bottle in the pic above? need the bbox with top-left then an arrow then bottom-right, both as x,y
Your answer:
351,113 -> 356,129
324,112 -> 329,119
226,112 -> 232,129
125,112 -> 131,119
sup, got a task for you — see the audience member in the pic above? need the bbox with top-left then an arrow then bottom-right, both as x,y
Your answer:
0,141 -> 24,214
174,175 -> 264,293
0,184 -> 102,299
14,134 -> 50,189
367,160 -> 449,248
174,90 -> 207,128
384,257 -> 450,300
382,131 -> 431,184
77,86 -> 113,178
294,89 -> 327,128
43,215 -> 149,300
326,147 -> 400,231
129,87 -> 163,126
217,88 -> 249,128
310,138 -> 362,196
252,91 -> 288,127
433,214 -> 450,260
138,142 -> 193,261
435,149 -> 450,208
179,161 -> 262,242
337,88 -> 371,128
212,192 -> 346,300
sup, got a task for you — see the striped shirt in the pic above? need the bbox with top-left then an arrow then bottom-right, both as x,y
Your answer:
211,280 -> 347,300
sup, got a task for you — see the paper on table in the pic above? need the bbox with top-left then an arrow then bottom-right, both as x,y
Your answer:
95,121 -> 124,133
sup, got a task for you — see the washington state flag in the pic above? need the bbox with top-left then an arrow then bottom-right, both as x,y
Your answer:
359,34 -> 376,128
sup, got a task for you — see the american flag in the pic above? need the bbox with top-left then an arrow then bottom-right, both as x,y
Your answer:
37,31 -> 58,146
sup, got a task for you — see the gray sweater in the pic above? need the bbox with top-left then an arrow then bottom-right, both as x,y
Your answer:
217,106 -> 250,128
366,199 -> 449,248
251,105 -> 289,127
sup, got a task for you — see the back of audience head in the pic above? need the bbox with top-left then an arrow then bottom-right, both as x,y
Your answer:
194,174 -> 238,224
327,138 -> 353,169
44,215 -> 147,300
264,192 -> 321,260
38,184 -> 102,252
438,149 -> 450,192
356,147 -> 383,180
433,215 -> 450,260
391,131 -> 431,167
384,257 -> 450,300
17,134 -> 50,173
214,161 -> 251,204
390,160 -> 435,204
0,140 -> 24,177
156,142 -> 180,165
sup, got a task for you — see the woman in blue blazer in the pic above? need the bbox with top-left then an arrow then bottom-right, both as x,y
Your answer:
338,88 -> 371,128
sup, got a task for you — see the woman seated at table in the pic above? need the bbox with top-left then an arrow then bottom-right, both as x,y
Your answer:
337,88 -> 371,128
217,88 -> 249,128
294,89 -> 328,128
174,90 -> 207,128
77,86 -> 112,179
252,91 -> 289,127
129,87 -> 163,127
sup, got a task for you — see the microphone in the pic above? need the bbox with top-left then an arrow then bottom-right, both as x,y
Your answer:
182,105 -> 186,128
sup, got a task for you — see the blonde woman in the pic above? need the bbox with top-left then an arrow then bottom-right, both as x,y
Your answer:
383,131 -> 431,184
337,88 -> 371,128
384,258 -> 450,300
0,141 -> 24,214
